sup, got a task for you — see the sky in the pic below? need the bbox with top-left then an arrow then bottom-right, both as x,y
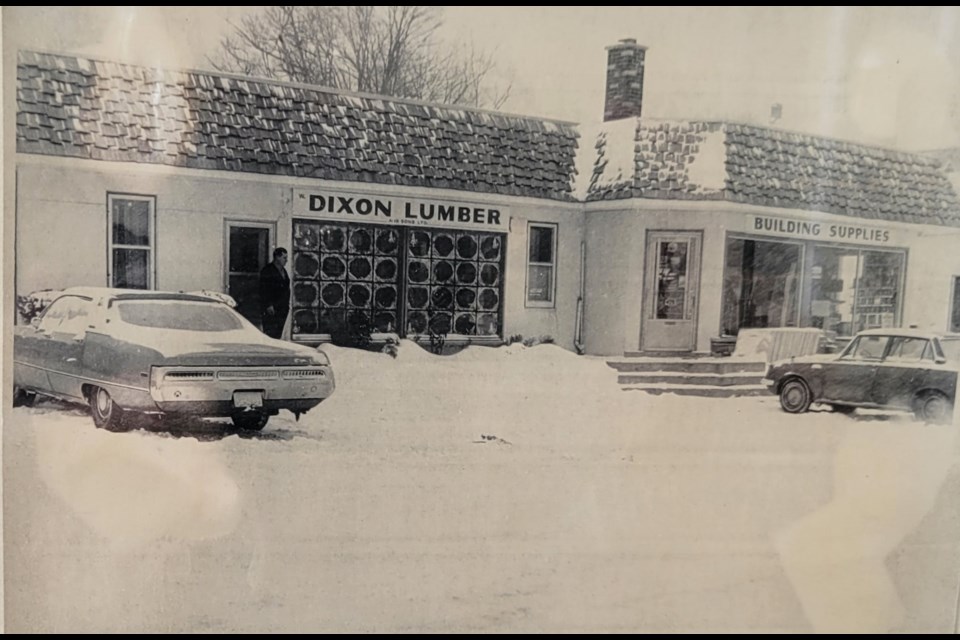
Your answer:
4,6 -> 960,151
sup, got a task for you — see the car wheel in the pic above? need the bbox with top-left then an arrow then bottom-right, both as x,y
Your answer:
915,391 -> 953,425
231,412 -> 269,431
89,386 -> 127,432
829,404 -> 856,415
780,378 -> 812,414
12,386 -> 36,408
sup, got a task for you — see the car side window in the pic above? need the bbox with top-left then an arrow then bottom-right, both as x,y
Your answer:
849,335 -> 889,361
885,337 -> 931,363
39,296 -> 93,338
58,298 -> 94,338
36,298 -> 70,332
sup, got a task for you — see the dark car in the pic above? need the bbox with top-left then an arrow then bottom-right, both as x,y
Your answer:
763,329 -> 959,423
12,287 -> 335,431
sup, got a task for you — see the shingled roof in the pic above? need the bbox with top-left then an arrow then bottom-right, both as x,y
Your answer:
16,51 -> 579,201
585,119 -> 960,226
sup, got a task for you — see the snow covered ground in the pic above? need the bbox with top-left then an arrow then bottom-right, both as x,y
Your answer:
6,340 -> 960,632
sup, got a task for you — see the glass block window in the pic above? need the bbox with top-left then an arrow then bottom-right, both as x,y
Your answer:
291,220 -> 504,340
404,229 -> 504,338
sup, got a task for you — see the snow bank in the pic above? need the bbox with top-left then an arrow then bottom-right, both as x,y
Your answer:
316,340 -> 641,452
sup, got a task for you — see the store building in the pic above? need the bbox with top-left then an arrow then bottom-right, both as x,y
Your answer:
14,50 -> 582,347
578,39 -> 960,356
13,43 -> 960,357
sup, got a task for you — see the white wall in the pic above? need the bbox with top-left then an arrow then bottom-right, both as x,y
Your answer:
582,204 -> 730,356
501,205 -> 584,350
903,230 -> 960,333
581,200 -> 942,356
15,156 -> 583,346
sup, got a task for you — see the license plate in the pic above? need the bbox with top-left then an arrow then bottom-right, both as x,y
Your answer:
233,391 -> 264,409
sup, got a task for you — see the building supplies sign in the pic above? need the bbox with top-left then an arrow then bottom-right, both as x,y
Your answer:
748,214 -> 904,246
294,189 -> 509,232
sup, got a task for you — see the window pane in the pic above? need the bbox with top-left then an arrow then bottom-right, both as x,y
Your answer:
809,246 -> 860,338
528,226 -> 554,263
117,301 -> 244,331
854,251 -> 902,332
886,337 -> 928,362
721,237 -> 801,334
229,227 -> 269,274
953,278 -> 960,333
112,198 -> 151,246
113,248 -> 150,289
527,265 -> 553,303
37,298 -> 70,332
851,335 -> 888,360
655,240 -> 688,320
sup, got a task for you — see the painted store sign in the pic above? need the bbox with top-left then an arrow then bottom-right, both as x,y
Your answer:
747,214 -> 907,246
294,188 -> 509,232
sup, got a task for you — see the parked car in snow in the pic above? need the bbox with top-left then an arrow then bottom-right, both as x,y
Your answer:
12,287 -> 335,431
763,329 -> 959,423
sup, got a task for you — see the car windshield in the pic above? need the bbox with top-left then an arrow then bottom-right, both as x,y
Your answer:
939,338 -> 960,363
116,300 -> 246,332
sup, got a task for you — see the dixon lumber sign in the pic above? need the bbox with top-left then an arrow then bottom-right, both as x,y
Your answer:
294,188 -> 508,231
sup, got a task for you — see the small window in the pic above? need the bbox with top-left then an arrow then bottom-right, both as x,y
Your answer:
526,223 -> 557,307
109,194 -> 155,290
951,277 -> 960,333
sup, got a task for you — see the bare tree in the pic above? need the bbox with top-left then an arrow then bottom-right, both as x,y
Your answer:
209,6 -> 510,109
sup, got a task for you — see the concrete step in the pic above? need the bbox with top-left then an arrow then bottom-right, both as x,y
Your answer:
621,383 -> 771,398
617,372 -> 766,386
607,359 -> 768,374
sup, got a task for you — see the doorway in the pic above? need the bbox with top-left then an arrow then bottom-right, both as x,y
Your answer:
225,221 -> 274,326
641,230 -> 702,352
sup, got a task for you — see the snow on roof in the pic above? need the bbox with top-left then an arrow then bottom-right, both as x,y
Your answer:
580,118 -> 960,226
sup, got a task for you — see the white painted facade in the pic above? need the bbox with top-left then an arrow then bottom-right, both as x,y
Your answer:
15,154 -> 584,348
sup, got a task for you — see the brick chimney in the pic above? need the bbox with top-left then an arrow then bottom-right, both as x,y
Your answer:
603,39 -> 647,122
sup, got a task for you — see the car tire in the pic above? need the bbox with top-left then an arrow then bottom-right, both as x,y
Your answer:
89,386 -> 128,432
12,386 -> 36,408
231,412 -> 269,432
780,378 -> 812,414
915,391 -> 953,425
829,404 -> 856,415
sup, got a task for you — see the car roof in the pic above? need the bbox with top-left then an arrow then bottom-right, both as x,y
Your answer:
56,287 -> 223,304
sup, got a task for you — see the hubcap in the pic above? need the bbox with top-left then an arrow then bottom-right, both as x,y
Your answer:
926,398 -> 947,420
96,389 -> 110,414
784,385 -> 804,408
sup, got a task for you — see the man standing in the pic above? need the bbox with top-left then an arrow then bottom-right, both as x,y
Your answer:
259,247 -> 290,339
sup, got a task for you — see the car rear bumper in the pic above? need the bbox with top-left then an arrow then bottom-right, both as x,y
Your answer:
149,365 -> 334,414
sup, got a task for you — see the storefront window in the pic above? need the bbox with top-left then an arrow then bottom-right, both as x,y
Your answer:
722,234 -> 905,339
807,246 -> 860,337
721,237 -> 801,335
853,250 -> 903,333
290,220 -> 505,340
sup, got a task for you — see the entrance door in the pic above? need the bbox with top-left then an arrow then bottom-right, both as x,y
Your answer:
641,231 -> 702,352
226,222 -> 274,326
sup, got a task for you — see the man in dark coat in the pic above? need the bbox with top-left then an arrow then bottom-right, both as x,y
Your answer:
259,247 -> 290,339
